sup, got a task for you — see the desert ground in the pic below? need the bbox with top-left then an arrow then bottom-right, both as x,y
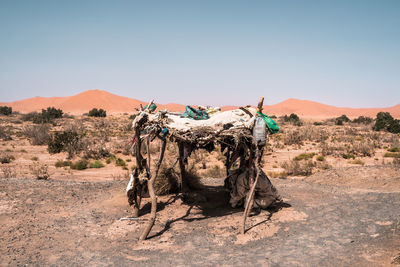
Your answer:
1,111 -> 400,266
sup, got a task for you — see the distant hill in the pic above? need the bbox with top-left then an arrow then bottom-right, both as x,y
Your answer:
1,90 -> 399,118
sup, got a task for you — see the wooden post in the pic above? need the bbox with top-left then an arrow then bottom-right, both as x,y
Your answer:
257,96 -> 264,113
139,138 -> 167,240
178,142 -> 187,190
241,141 -> 260,234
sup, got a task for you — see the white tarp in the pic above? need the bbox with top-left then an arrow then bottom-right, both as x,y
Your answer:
160,108 -> 257,131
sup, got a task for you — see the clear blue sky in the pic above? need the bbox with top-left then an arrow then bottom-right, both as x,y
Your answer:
0,0 -> 399,107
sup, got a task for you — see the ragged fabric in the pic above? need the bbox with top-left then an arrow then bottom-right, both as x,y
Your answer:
225,167 -> 280,209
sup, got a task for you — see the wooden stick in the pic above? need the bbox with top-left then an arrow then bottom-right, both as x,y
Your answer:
257,96 -> 264,113
241,143 -> 259,234
139,138 -> 167,240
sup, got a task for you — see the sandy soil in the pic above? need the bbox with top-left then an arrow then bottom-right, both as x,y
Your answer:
1,171 -> 399,266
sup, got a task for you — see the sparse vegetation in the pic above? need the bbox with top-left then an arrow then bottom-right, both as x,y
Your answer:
335,115 -> 350,125
0,154 -> 15,164
281,160 -> 315,176
30,164 -> 50,180
89,160 -> 105,168
0,106 -> 12,116
70,159 -> 88,170
294,152 -> 315,161
23,124 -> 51,145
88,108 -> 107,117
48,130 -> 82,158
373,112 -> 400,134
55,160 -> 72,168
282,113 -> 302,126
352,116 -> 373,124
384,152 -> 400,158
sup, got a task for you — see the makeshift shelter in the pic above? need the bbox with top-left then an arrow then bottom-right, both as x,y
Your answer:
126,97 -> 280,240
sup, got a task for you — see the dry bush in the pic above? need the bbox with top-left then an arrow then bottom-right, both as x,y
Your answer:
154,165 -> 180,195
1,166 -> 17,178
83,141 -> 110,159
0,153 -> 15,164
281,159 -> 315,176
29,164 -> 50,180
284,129 -> 304,146
0,125 -> 12,141
349,141 -> 375,157
204,164 -> 225,178
23,124 -> 51,145
319,141 -> 347,157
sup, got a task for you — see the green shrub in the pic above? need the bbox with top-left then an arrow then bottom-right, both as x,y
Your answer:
88,108 -> 106,117
34,107 -> 63,124
352,116 -> 373,124
0,154 -> 15,164
281,160 -> 315,176
388,148 -> 400,152
129,114 -> 137,120
55,160 -> 72,167
47,130 -> 81,158
70,159 -> 88,170
342,153 -> 356,159
294,152 -> 315,161
383,152 -> 400,158
89,160 -> 105,168
316,155 -> 325,161
335,115 -> 350,125
283,113 -> 302,126
0,106 -> 12,115
115,158 -> 126,167
373,112 -> 400,133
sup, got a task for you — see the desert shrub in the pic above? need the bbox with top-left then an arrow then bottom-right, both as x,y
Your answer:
384,152 -> 400,158
29,164 -> 50,180
281,160 -> 315,176
349,159 -> 365,165
21,112 -> 40,122
335,114 -> 350,125
0,153 -> 15,164
0,106 -> 12,116
70,159 -> 88,170
313,121 -> 324,126
316,155 -> 325,161
34,107 -> 63,124
342,153 -> 356,159
283,113 -> 302,126
23,124 -> 51,145
1,166 -> 17,178
0,125 -> 12,141
319,141 -> 347,157
204,164 -> 225,178
48,130 -> 82,158
115,158 -> 126,167
373,112 -> 400,133
89,160 -> 105,168
129,114 -> 137,120
154,165 -> 180,195
352,116 -> 373,124
83,143 -> 110,159
284,130 -> 304,146
55,160 -> 72,167
388,148 -> 400,152
31,156 -> 38,161
350,141 -> 375,157
294,153 -> 315,161
88,108 -> 106,117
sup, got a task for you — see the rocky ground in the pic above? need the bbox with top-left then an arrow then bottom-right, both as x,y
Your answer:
1,166 -> 399,266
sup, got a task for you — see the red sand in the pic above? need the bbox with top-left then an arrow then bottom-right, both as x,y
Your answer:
1,90 -> 399,118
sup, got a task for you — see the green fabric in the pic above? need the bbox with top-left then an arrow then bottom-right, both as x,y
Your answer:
143,103 -> 157,112
181,105 -> 209,120
257,112 -> 279,134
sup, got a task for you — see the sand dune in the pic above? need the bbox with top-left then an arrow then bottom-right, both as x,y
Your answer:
1,90 -> 399,118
